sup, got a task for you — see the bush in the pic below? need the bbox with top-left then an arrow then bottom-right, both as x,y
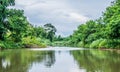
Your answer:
90,39 -> 120,49
90,39 -> 103,49
98,39 -> 108,49
77,41 -> 84,47
22,36 -> 46,48
42,39 -> 51,46
0,41 -> 22,49
84,44 -> 90,48
107,39 -> 120,49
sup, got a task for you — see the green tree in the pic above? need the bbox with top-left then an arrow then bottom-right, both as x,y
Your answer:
44,23 -> 57,42
102,0 -> 120,48
33,26 -> 47,38
71,20 -> 98,46
7,9 -> 30,42
103,1 -> 120,39
0,0 -> 15,40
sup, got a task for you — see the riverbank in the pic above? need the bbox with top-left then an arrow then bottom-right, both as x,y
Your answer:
100,48 -> 120,52
0,42 -> 46,50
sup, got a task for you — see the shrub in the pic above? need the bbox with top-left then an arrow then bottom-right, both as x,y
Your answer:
90,39 -> 103,49
22,36 -> 46,48
77,41 -> 84,47
0,41 -> 22,49
90,39 -> 120,49
107,39 -> 120,49
98,39 -> 108,49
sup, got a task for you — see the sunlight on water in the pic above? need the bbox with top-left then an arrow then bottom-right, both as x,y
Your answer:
29,47 -> 87,51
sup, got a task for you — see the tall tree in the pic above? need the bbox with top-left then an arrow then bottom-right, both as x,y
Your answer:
33,26 -> 47,38
7,9 -> 30,42
44,23 -> 57,42
103,0 -> 120,39
0,0 -> 15,40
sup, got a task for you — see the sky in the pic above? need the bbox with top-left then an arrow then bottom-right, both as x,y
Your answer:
14,0 -> 113,37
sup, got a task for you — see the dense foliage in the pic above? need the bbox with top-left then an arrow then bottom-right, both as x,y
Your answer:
0,0 -> 120,49
0,0 -> 58,49
64,0 -> 120,49
0,0 -> 15,40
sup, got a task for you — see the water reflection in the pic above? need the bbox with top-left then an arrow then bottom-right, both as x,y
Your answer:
71,50 -> 120,72
0,49 -> 55,72
0,48 -> 120,72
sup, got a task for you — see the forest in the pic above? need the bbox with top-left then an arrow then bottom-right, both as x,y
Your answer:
66,0 -> 120,49
0,0 -> 120,49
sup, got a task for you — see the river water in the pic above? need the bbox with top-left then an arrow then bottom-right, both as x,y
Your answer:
0,47 -> 120,72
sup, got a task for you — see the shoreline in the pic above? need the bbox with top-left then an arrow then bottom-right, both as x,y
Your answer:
100,48 -> 120,51
0,46 -> 120,51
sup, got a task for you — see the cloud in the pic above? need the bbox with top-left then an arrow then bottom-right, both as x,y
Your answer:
14,0 -> 113,37
69,13 -> 89,22
63,12 -> 89,23
15,0 -> 40,6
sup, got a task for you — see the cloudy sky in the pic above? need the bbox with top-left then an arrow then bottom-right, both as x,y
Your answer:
14,0 -> 113,37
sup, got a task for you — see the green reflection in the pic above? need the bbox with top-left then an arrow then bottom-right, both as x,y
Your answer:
0,49 -> 55,72
72,50 -> 120,72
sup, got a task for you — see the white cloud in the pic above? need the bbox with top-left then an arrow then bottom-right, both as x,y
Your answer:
15,0 -> 38,6
68,12 -> 89,22
14,0 -> 113,37
61,12 -> 90,23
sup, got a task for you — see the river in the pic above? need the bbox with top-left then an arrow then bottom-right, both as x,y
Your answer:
0,47 -> 120,72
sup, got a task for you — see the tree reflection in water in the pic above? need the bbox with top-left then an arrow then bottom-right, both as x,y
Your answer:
0,49 -> 55,72
71,50 -> 120,72
0,49 -> 120,72
43,51 -> 55,67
